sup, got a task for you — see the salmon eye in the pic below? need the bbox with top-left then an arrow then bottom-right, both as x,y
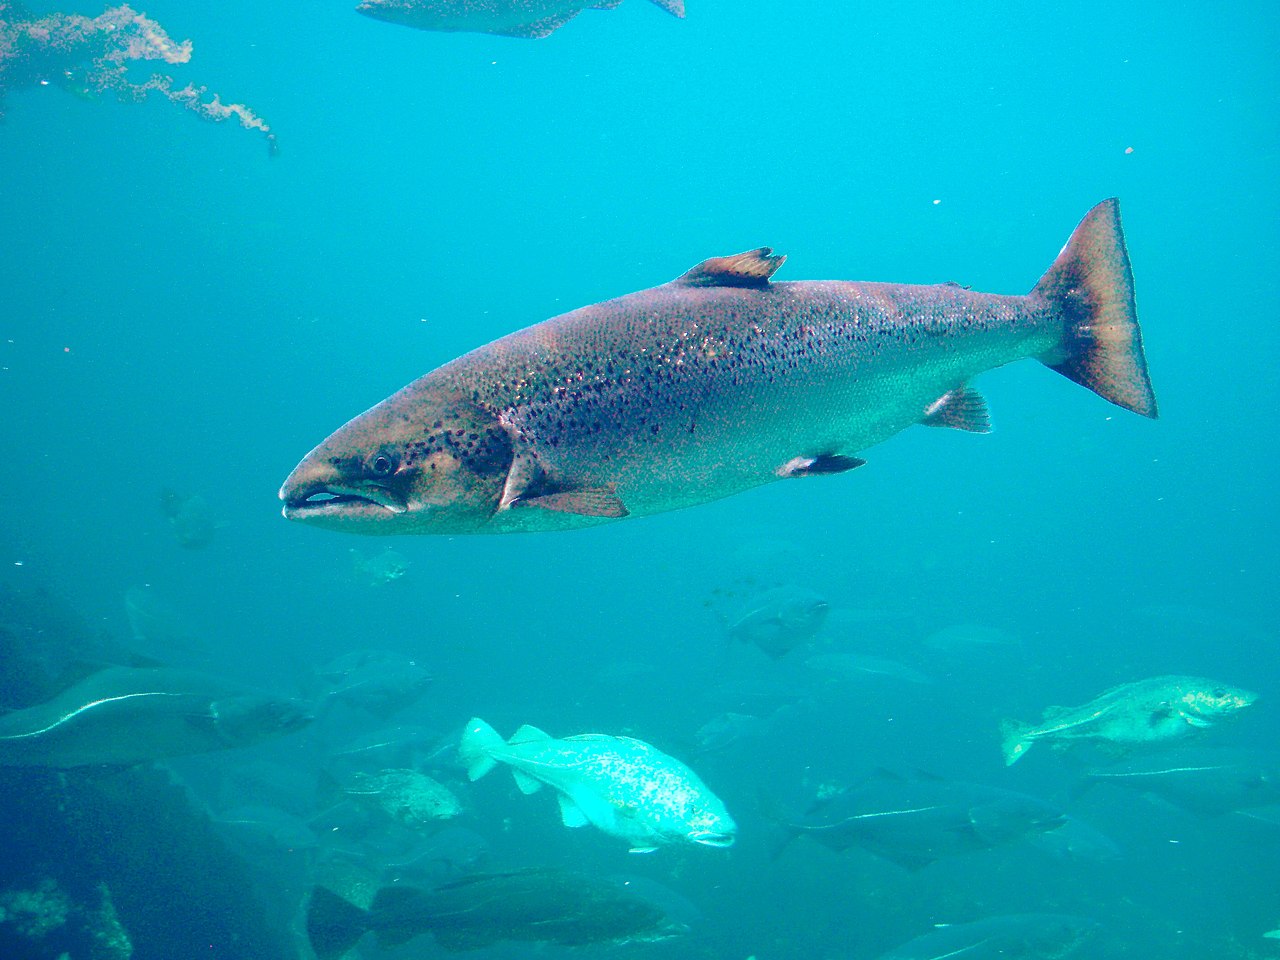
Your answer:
369,453 -> 398,477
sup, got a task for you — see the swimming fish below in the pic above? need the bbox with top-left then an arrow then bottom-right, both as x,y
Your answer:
871,913 -> 1099,960
279,199 -> 1157,536
306,869 -> 683,958
0,666 -> 313,767
459,718 -> 735,852
356,0 -> 685,40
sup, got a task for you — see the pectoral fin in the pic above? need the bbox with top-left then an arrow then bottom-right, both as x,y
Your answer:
497,446 -> 628,518
776,454 -> 866,478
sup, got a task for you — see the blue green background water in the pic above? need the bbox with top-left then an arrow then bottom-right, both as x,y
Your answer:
1,1 -> 1277,957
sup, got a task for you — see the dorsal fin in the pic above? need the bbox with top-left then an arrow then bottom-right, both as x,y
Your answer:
676,248 -> 786,288
509,723 -> 552,744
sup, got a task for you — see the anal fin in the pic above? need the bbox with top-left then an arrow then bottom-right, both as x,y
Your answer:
776,454 -> 865,478
511,769 -> 544,795
921,385 -> 991,433
513,486 -> 628,518
490,11 -> 578,37
557,793 -> 590,828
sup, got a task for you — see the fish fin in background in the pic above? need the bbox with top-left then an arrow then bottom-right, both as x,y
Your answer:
459,718 -> 505,780
368,886 -> 438,949
1033,198 -> 1158,417
875,848 -> 939,872
513,486 -> 628,518
756,789 -> 802,860
558,793 -> 590,827
647,0 -> 686,17
306,887 -> 371,960
676,248 -> 786,288
512,769 -> 544,795
776,454 -> 866,478
510,724 -> 553,744
490,12 -> 578,38
629,845 -> 659,854
1000,718 -> 1035,766
921,385 -> 992,433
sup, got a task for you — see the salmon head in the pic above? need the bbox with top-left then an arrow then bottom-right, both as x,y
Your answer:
279,381 -> 514,535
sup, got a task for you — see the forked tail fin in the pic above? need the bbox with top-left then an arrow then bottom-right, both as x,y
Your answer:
459,717 -> 505,781
647,0 -> 686,17
1033,199 -> 1158,418
1000,718 -> 1035,766
306,887 -> 370,960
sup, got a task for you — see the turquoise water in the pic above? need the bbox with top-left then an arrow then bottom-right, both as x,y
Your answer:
1,1 -> 1277,957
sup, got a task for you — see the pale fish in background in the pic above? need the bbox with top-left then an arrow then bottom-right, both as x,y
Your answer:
1075,747 -> 1280,816
349,547 -> 410,586
159,488 -> 224,549
356,0 -> 685,40
870,913 -> 1099,960
922,622 -> 1020,652
460,718 -> 735,852
123,585 -> 205,660
314,650 -> 432,720
803,652 -> 933,685
1000,675 -> 1257,766
325,767 -> 463,827
693,711 -> 774,754
724,585 -> 830,659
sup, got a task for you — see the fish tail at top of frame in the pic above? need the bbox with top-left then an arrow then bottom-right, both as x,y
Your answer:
1032,198 -> 1159,419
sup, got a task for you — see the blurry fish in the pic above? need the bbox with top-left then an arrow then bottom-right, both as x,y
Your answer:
327,724 -> 450,775
460,718 -> 735,852
922,623 -> 1019,651
1026,814 -> 1123,862
0,666 -> 312,767
1266,923 -> 1280,940
382,825 -> 491,886
725,586 -> 829,659
693,711 -> 773,753
1000,675 -> 1257,766
803,652 -> 933,685
770,772 -> 1065,871
349,547 -> 410,586
871,913 -> 1099,960
314,650 -> 432,719
1076,747 -> 1280,816
306,868 -> 683,959
123,585 -> 203,658
212,805 -> 321,858
324,767 -> 463,826
159,488 -> 222,548
592,660 -> 659,686
706,674 -> 808,715
279,200 -> 1157,536
1234,805 -> 1280,829
356,0 -> 685,40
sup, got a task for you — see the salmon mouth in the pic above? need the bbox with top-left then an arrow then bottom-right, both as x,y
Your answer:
279,481 -> 408,521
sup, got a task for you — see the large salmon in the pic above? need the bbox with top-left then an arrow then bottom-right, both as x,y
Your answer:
280,199 -> 1156,535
